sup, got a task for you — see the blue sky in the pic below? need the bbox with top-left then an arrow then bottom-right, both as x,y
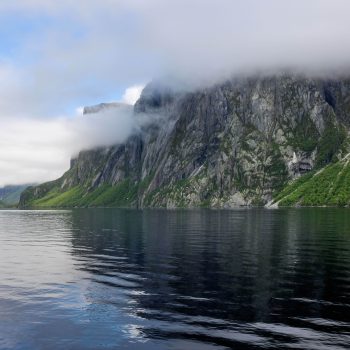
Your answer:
0,3 -> 151,117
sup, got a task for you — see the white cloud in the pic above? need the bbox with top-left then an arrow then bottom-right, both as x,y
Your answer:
0,105 -> 136,187
0,82 -> 147,186
75,106 -> 84,116
0,118 -> 71,186
1,0 -> 350,185
1,0 -> 350,117
122,85 -> 145,105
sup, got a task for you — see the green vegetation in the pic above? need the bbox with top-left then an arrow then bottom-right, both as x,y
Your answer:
288,116 -> 319,153
274,159 -> 350,207
143,173 -> 215,208
284,115 -> 347,165
18,114 -> 350,209
23,177 -> 155,208
238,124 -> 289,202
264,142 -> 289,192
273,171 -> 315,203
30,186 -> 84,207
315,123 -> 347,167
271,117 -> 349,207
144,177 -> 194,208
88,181 -> 138,207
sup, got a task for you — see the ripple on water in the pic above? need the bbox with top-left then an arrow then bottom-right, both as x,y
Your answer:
0,208 -> 349,349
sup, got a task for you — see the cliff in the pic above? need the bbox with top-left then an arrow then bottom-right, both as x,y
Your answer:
20,73 -> 350,208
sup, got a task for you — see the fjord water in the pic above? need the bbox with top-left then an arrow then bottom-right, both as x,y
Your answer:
0,209 -> 349,350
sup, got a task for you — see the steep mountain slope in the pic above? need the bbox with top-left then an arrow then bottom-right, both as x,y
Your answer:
20,74 -> 350,208
268,154 -> 350,207
0,185 -> 30,206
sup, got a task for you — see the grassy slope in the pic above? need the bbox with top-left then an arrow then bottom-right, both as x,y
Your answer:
25,176 -> 155,208
27,181 -> 137,208
272,157 -> 350,207
25,159 -> 350,208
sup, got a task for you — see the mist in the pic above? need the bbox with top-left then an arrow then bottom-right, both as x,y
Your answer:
0,99 -> 151,187
70,105 -> 135,154
1,0 -> 350,185
1,0 -> 350,117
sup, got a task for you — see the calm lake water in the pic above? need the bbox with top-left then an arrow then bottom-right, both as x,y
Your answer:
0,209 -> 349,350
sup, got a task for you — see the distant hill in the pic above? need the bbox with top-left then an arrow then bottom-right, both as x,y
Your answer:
0,185 -> 31,206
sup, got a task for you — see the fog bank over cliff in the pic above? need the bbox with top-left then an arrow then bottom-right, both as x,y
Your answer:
1,0 -> 350,186
0,98 -> 149,187
141,0 -> 350,87
1,0 -> 350,117
19,75 -> 350,209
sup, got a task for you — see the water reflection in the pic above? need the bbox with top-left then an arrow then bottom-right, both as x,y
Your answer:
68,209 -> 350,349
0,209 -> 350,349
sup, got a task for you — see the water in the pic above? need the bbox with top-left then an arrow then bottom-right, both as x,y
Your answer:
0,208 -> 349,350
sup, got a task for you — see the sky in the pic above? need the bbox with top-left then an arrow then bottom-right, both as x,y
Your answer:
1,0 -> 350,186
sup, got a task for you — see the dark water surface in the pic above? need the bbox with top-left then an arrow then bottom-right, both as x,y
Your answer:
0,209 -> 349,349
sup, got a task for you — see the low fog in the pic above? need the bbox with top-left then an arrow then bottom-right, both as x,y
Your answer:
1,0 -> 350,185
0,99 -> 153,187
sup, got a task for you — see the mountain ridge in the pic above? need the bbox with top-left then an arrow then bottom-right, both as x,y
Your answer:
19,73 -> 350,208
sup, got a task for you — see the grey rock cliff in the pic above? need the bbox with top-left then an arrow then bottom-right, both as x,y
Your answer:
83,102 -> 128,115
20,74 -> 350,208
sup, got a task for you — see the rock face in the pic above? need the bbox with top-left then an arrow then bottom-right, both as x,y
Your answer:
20,74 -> 350,208
83,102 -> 128,115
